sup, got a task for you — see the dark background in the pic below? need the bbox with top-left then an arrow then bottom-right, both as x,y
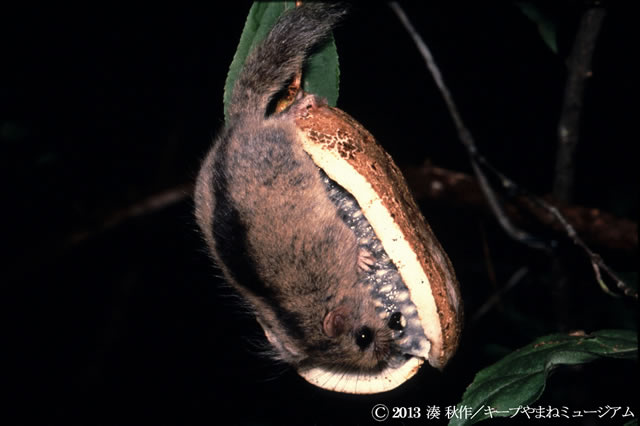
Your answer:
3,2 -> 636,425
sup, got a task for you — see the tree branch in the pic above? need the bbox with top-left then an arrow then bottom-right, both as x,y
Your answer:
553,5 -> 607,203
390,2 -> 636,300
389,2 -> 549,252
403,163 -> 637,255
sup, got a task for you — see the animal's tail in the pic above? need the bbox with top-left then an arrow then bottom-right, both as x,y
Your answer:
227,3 -> 346,121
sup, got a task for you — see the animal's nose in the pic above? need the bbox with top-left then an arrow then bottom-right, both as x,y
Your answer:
388,312 -> 405,330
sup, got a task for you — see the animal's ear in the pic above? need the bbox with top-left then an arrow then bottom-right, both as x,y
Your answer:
256,317 -> 304,362
323,306 -> 350,338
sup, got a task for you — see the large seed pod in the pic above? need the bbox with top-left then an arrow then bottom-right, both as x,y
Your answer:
293,99 -> 463,394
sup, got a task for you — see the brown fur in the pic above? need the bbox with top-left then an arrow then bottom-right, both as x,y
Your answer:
196,96 -> 393,370
194,5 -> 395,372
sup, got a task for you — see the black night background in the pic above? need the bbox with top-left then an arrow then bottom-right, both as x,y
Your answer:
3,2 -> 637,425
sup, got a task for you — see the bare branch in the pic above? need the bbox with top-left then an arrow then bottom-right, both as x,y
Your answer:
537,201 -> 637,299
553,6 -> 607,202
389,2 -> 549,251
403,163 -> 637,254
390,2 -> 636,300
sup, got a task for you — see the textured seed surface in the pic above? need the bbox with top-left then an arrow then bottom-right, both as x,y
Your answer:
321,172 -> 429,360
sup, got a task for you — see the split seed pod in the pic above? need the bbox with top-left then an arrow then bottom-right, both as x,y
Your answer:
292,99 -> 463,393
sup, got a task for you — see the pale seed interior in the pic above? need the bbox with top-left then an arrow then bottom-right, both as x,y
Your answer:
298,137 -> 444,369
298,356 -> 423,394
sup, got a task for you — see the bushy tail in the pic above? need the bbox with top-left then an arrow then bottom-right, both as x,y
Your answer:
227,3 -> 346,121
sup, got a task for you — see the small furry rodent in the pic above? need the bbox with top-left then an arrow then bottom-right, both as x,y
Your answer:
195,3 -> 393,370
194,4 -> 460,392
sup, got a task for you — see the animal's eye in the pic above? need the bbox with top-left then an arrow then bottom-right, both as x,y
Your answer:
388,312 -> 405,330
355,326 -> 373,350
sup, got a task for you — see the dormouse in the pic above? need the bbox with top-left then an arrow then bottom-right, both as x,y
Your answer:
195,3 -> 462,394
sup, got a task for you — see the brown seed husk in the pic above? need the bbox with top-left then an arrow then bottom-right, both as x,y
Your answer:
294,102 -> 462,372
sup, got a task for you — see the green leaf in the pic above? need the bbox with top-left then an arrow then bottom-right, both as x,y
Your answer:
303,37 -> 340,108
223,2 -> 293,122
449,330 -> 637,426
515,1 -> 558,54
222,1 -> 340,122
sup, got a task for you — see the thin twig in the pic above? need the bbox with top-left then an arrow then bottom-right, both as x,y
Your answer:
472,267 -> 529,323
403,163 -> 637,254
538,201 -> 636,299
389,2 -> 549,252
390,2 -> 636,300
